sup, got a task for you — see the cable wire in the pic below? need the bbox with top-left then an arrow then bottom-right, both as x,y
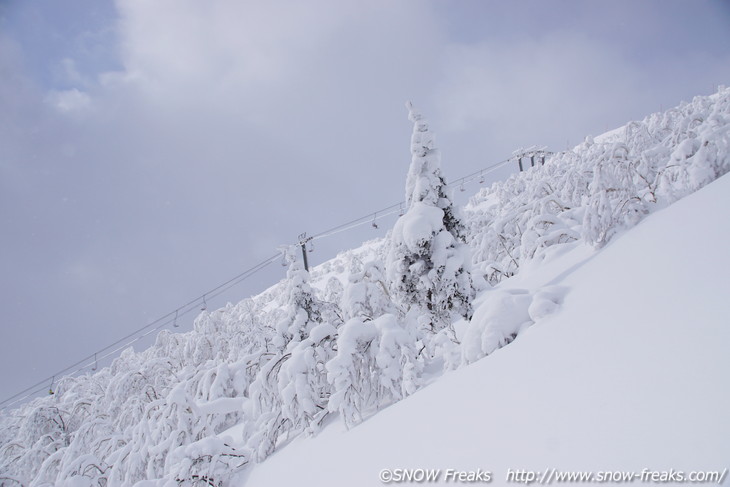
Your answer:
0,151 -> 535,410
0,253 -> 280,409
308,155 -> 515,242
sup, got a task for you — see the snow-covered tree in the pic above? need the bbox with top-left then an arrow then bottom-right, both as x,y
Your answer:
247,245 -> 334,460
343,260 -> 394,321
386,102 -> 475,335
278,322 -> 337,435
372,314 -> 421,400
326,317 -> 378,428
246,352 -> 289,462
273,245 -> 322,349
326,314 -> 420,429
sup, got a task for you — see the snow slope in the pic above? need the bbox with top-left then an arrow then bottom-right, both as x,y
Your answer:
245,173 -> 730,486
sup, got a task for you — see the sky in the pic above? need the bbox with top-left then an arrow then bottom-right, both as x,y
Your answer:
1,0 -> 729,404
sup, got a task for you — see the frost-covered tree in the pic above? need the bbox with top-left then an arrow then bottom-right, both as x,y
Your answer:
658,94 -> 730,202
582,143 -> 648,247
278,322 -> 337,435
465,87 -> 730,279
386,102 -> 475,335
326,314 -> 420,429
246,245 -> 332,460
1,402 -> 70,485
110,379 -> 248,485
246,352 -> 289,462
343,260 -> 394,321
326,317 -> 378,428
373,314 -> 421,400
273,245 -> 322,349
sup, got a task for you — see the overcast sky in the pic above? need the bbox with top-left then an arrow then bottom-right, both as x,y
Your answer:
1,0 -> 729,404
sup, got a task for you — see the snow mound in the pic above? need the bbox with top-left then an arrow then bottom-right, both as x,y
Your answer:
461,285 -> 568,363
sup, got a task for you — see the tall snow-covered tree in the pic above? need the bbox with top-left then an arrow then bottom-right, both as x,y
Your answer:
386,102 -> 475,334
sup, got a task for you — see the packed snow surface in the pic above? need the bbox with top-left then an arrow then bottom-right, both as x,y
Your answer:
246,173 -> 730,486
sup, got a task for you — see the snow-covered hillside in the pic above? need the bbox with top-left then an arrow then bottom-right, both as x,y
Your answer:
1,88 -> 729,487
246,170 -> 730,487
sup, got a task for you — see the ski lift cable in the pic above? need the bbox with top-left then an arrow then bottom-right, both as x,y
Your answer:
202,257 -> 278,304
0,259 -> 280,410
0,153 -> 529,409
2,256 -> 282,409
3,321 -> 169,409
308,156 -> 515,244
309,201 -> 404,241
446,157 -> 513,189
309,205 -> 403,242
0,253 -> 280,409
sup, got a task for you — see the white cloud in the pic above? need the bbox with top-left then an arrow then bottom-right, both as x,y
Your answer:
112,1 -> 389,104
435,32 -> 646,152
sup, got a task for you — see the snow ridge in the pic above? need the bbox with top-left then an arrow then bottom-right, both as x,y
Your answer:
1,88 -> 729,487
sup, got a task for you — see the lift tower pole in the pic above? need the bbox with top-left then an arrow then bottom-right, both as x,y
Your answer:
298,232 -> 312,271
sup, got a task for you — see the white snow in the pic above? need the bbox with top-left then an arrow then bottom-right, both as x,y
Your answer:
461,289 -> 532,363
391,202 -> 444,252
245,173 -> 730,486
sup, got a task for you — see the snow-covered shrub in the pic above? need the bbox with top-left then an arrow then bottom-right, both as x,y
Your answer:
373,314 -> 421,400
465,86 -> 730,281
657,94 -> 730,201
109,381 -> 215,484
343,259 -> 395,321
325,317 -> 378,428
1,403 -> 70,484
327,314 -> 420,429
245,351 -> 289,463
245,246 -> 338,461
165,436 -> 249,487
582,141 -> 648,246
278,322 -> 338,435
